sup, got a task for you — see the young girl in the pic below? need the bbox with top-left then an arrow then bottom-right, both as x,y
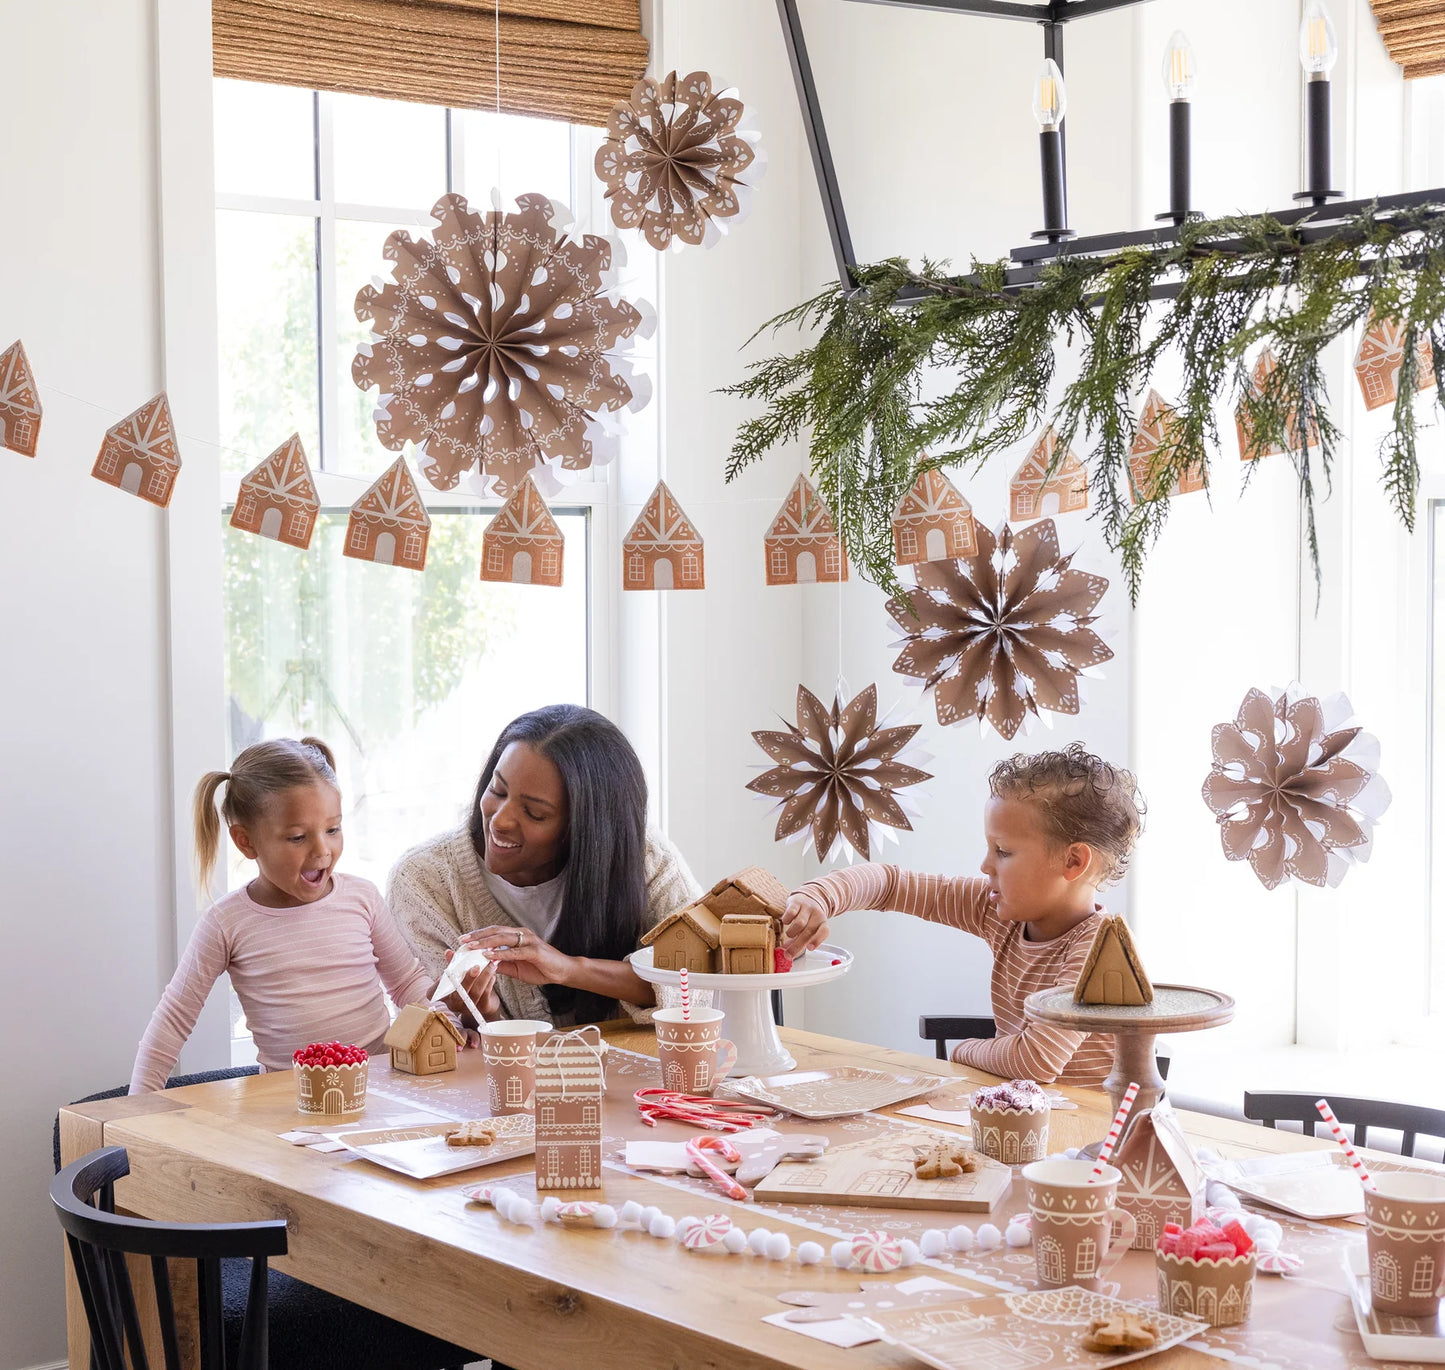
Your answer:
129,737 -> 439,1093
781,743 -> 1145,1086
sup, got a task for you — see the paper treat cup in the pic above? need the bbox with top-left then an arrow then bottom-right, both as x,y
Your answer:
294,1059 -> 368,1115
654,1007 -> 735,1096
1156,1250 -> 1256,1326
510,1018 -> 555,1049
479,1021 -> 539,1115
1364,1172 -> 1445,1317
970,1098 -> 1050,1165
1024,1159 -> 1136,1291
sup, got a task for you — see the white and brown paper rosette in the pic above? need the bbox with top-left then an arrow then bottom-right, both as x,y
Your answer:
1201,684 -> 1391,890
353,192 -> 652,498
595,70 -> 764,252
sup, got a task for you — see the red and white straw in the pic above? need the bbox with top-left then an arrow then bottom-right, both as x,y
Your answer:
1090,1081 -> 1140,1180
1315,1098 -> 1376,1191
679,967 -> 690,1020
687,1135 -> 749,1202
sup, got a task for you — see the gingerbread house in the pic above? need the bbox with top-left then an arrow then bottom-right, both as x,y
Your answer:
0,339 -> 42,457
343,456 -> 430,570
535,1029 -> 605,1191
92,392 -> 181,507
1009,428 -> 1088,522
1127,390 -> 1204,503
231,434 -> 320,549
1074,915 -> 1153,1007
383,1004 -> 464,1076
764,475 -> 849,585
701,867 -> 790,928
622,480 -> 704,590
638,902 -> 724,974
1354,312 -> 1435,413
1235,348 -> 1321,461
1115,1103 -> 1205,1250
892,467 -> 977,565
480,473 -> 563,587
718,913 -> 775,975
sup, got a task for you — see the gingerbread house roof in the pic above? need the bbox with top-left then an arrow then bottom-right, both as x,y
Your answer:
892,467 -> 972,527
1128,389 -> 1203,501
352,456 -> 430,530
486,473 -> 562,547
240,434 -> 319,510
1115,1102 -> 1204,1197
102,393 -> 180,471
1354,312 -> 1435,411
765,475 -> 841,545
0,339 -> 42,453
383,1003 -> 465,1054
624,480 -> 703,552
708,866 -> 790,920
1011,427 -> 1086,495
536,1031 -> 605,1094
1075,915 -> 1153,1006
1236,348 -> 1321,459
639,900 -> 725,951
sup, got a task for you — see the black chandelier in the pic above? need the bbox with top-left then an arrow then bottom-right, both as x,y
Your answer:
777,0 -> 1438,301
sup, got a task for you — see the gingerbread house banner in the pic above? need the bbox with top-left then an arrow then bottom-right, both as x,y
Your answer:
535,1027 -> 606,1192
1236,348 -> 1322,461
480,473 -> 564,587
92,392 -> 182,508
1128,389 -> 1204,503
764,474 -> 848,585
0,340 -> 42,458
344,456 -> 431,571
892,467 -> 977,566
1009,428 -> 1088,522
230,434 -> 320,550
1113,1103 -> 1205,1250
623,480 -> 705,590
1354,312 -> 1435,412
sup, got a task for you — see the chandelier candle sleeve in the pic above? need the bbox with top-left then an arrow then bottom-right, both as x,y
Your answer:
1314,1098 -> 1376,1191
1091,1081 -> 1140,1179
1299,1 -> 1339,204
1032,59 -> 1069,240
1162,32 -> 1196,223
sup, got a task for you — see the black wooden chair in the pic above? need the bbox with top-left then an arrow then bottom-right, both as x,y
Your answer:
1243,1091 -> 1445,1160
918,1014 -> 1171,1080
54,1071 -> 480,1370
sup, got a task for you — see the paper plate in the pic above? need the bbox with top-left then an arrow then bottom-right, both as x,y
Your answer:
723,1066 -> 939,1119
1215,1151 -> 1366,1221
326,1114 -> 535,1180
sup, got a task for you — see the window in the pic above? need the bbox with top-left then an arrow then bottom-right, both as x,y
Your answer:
148,468 -> 169,497
682,551 -> 699,583
953,522 -> 968,550
899,528 -> 917,557
769,547 -> 788,578
236,492 -> 255,524
288,509 -> 310,541
403,530 -> 423,563
98,448 -> 118,476
628,552 -> 645,583
349,520 -> 369,550
542,547 -> 560,580
486,542 -> 504,573
824,544 -> 841,575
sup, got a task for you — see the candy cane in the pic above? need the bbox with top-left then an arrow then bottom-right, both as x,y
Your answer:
1090,1081 -> 1139,1180
1315,1098 -> 1376,1191
686,1135 -> 750,1202
634,1088 -> 776,1132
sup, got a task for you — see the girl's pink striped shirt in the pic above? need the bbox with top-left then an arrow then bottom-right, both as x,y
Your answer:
130,872 -> 433,1093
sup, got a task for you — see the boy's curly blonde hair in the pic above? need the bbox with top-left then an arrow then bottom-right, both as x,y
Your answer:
989,742 -> 1145,886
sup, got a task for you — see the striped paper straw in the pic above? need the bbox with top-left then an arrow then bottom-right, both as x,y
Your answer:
1090,1081 -> 1140,1180
1315,1098 -> 1376,1190
680,967 -> 690,1020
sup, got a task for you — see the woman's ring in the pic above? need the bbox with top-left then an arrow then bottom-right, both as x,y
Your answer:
516,929 -> 524,948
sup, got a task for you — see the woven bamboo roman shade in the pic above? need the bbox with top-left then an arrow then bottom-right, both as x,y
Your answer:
213,0 -> 648,126
1368,0 -> 1445,80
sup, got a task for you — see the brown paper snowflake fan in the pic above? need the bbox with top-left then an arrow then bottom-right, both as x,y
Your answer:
887,518 -> 1113,740
595,70 -> 764,251
748,683 -> 932,863
353,192 -> 653,497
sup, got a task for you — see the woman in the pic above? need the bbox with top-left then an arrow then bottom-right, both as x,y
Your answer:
388,704 -> 700,1027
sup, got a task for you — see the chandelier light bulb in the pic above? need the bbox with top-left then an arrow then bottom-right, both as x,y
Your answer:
1299,1 -> 1338,76
1032,59 -> 1067,130
1162,31 -> 1197,101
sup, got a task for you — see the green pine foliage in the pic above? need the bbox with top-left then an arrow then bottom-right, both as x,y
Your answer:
724,204 -> 1445,601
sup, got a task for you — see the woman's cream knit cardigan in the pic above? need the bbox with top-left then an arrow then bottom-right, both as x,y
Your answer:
386,823 -> 701,1025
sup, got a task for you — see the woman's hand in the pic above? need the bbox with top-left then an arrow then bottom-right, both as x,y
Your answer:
435,948 -> 502,1026
459,925 -> 577,989
781,887 -> 831,956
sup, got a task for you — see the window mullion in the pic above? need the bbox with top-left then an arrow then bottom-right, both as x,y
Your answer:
316,92 -> 339,473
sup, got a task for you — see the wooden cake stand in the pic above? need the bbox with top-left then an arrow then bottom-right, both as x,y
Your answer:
1023,983 -> 1235,1154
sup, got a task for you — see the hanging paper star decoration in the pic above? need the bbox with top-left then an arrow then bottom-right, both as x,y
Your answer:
353,192 -> 651,497
1201,684 -> 1391,890
595,69 -> 764,251
886,518 -> 1112,740
747,684 -> 931,863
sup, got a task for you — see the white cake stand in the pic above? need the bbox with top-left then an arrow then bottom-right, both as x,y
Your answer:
627,943 -> 853,1075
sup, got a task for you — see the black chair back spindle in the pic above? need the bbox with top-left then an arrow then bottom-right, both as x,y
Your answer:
1243,1091 -> 1445,1160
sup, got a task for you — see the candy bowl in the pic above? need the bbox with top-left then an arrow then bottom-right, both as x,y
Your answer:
970,1080 -> 1050,1165
1156,1218 -> 1257,1327
294,1042 -> 369,1115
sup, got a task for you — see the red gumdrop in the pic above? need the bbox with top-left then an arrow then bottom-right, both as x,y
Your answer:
1198,1241 -> 1238,1262
1222,1220 -> 1254,1256
1163,1222 -> 1183,1236
773,948 -> 794,974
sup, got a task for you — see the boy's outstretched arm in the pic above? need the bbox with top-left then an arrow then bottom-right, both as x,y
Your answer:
788,865 -> 995,950
952,1020 -> 1085,1085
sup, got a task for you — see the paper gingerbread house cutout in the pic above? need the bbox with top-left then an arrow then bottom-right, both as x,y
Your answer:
1354,313 -> 1435,413
1127,390 -> 1204,503
764,475 -> 849,585
638,902 -> 724,974
623,480 -> 704,590
0,340 -> 42,458
1010,428 -> 1088,522
1235,348 -> 1321,461
893,467 -> 978,565
383,1004 -> 464,1076
480,474 -> 564,587
535,1029 -> 605,1191
231,434 -> 320,549
718,913 -> 775,975
92,393 -> 181,507
1074,915 -> 1153,1006
344,457 -> 431,571
1114,1103 -> 1205,1250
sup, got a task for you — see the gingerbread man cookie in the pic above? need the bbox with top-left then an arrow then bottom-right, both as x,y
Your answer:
1081,1310 -> 1158,1353
913,1141 -> 978,1180
446,1121 -> 497,1148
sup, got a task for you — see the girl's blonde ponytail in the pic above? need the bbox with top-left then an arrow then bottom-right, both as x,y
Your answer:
192,771 -> 232,896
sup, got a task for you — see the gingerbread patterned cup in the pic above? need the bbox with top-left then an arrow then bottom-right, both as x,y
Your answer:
971,1098 -> 1050,1165
1024,1159 -> 1137,1291
1364,1172 -> 1445,1317
1157,1251 -> 1255,1326
479,1021 -> 539,1115
654,1008 -> 737,1096
294,1060 -> 368,1115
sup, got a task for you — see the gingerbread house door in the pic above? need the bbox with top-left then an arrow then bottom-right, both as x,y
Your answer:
653,559 -> 674,590
513,551 -> 533,584
796,551 -> 817,583
121,463 -> 143,495
374,531 -> 395,565
925,528 -> 946,560
260,507 -> 283,539
1041,490 -> 1061,516
664,1061 -> 685,1092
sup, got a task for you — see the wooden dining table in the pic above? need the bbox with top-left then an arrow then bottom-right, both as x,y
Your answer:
58,1023 -> 1426,1370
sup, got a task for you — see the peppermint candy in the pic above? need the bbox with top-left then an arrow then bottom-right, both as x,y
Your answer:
558,1202 -> 599,1220
683,1213 -> 734,1251
1256,1249 -> 1303,1275
851,1229 -> 904,1274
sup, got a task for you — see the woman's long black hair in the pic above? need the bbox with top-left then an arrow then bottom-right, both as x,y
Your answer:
469,704 -> 648,1024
